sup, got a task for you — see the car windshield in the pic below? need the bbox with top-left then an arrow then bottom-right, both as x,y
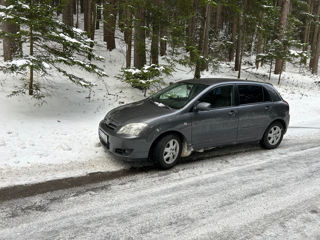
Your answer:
150,82 -> 207,109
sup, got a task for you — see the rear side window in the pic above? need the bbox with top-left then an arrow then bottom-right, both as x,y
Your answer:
263,87 -> 272,102
238,85 -> 263,104
266,86 -> 282,102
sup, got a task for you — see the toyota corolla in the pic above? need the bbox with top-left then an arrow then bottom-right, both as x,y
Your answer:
99,78 -> 290,169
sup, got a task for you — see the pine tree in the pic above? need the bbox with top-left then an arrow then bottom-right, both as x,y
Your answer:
0,0 -> 106,97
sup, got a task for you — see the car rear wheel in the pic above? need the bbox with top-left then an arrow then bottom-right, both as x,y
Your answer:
260,122 -> 284,149
152,134 -> 182,169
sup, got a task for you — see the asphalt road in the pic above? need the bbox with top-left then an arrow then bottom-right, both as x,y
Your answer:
1,133 -> 320,240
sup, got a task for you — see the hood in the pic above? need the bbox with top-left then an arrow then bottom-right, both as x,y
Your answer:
106,99 -> 174,125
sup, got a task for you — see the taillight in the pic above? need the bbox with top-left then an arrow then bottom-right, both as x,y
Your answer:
283,99 -> 289,111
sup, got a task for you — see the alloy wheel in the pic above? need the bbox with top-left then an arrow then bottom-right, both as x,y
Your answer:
267,126 -> 282,146
163,139 -> 180,164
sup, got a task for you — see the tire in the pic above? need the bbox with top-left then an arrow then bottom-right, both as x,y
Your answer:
260,121 -> 284,149
152,134 -> 182,169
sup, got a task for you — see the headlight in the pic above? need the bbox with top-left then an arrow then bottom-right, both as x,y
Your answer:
117,123 -> 148,136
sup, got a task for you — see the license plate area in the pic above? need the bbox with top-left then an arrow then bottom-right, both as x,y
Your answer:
99,129 -> 110,149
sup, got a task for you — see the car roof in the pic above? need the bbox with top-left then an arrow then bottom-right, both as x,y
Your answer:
180,78 -> 273,86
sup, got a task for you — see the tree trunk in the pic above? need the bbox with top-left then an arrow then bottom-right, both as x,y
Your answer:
235,12 -> 242,72
150,0 -> 160,65
103,0 -> 117,51
159,0 -> 167,57
62,0 -> 74,27
312,27 -> 320,74
80,0 -> 84,13
73,0 -> 77,14
194,6 -> 205,79
89,0 -> 96,58
215,3 -> 222,39
83,0 -> 89,31
151,20 -> 160,65
201,4 -> 212,70
274,0 -> 290,74
202,4 -> 211,57
118,0 -> 125,31
134,6 -> 146,68
303,0 -> 313,52
238,19 -> 246,79
96,0 -> 102,29
160,25 -> 167,56
124,6 -> 132,68
194,4 -> 209,78
1,0 -> 20,61
310,0 -> 320,70
228,13 -> 237,62
29,23 -> 34,96
75,0 -> 79,28
255,32 -> 263,69
255,12 -> 264,69
187,0 -> 198,60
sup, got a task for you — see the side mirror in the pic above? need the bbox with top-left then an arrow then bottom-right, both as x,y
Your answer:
194,102 -> 211,112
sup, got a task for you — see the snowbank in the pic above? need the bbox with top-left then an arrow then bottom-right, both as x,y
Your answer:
0,18 -> 320,188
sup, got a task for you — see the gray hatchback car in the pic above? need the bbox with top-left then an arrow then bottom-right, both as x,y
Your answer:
99,78 -> 290,169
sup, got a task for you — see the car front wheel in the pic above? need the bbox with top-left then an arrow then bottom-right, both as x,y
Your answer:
152,134 -> 182,169
261,122 -> 284,149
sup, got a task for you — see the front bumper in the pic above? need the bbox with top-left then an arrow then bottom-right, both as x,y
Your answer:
99,120 -> 152,162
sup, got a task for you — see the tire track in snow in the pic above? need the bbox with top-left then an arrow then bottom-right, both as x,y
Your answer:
1,137 -> 320,239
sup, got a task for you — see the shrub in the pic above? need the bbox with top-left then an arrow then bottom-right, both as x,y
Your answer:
120,64 -> 173,96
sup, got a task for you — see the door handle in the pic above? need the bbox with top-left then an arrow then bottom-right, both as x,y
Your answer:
265,106 -> 271,111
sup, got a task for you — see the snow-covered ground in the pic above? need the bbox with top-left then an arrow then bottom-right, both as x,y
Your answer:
0,21 -> 320,188
1,131 -> 320,239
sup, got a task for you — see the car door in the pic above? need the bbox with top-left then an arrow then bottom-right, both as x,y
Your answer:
191,85 -> 239,149
236,84 -> 273,142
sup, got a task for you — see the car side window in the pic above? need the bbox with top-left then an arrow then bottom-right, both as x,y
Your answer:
263,87 -> 272,102
238,85 -> 263,105
199,85 -> 233,108
266,86 -> 282,102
